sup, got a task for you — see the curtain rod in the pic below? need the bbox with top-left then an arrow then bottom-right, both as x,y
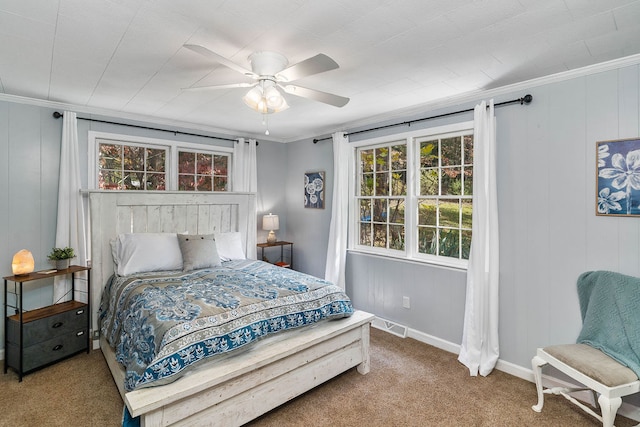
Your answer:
312,94 -> 532,144
52,111 -> 257,145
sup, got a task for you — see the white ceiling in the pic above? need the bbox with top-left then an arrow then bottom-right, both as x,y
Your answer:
1,0 -> 640,142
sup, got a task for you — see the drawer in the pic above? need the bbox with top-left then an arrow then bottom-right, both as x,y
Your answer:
7,304 -> 88,346
6,328 -> 88,372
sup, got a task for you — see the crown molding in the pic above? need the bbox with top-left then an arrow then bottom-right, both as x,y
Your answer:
286,53 -> 640,144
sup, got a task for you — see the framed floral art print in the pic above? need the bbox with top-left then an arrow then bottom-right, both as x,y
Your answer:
304,171 -> 325,209
597,138 -> 640,216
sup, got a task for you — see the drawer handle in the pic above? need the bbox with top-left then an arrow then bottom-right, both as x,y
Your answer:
52,322 -> 64,329
53,344 -> 63,351
76,331 -> 84,336
76,309 -> 84,315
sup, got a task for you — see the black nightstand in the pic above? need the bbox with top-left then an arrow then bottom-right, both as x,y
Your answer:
3,265 -> 91,381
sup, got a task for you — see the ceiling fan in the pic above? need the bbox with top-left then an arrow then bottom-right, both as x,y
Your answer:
183,44 -> 350,114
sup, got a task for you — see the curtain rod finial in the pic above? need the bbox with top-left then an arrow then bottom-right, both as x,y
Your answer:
521,94 -> 533,105
53,111 -> 63,119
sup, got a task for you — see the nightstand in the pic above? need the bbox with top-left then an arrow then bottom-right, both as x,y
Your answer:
257,241 -> 293,269
3,265 -> 91,381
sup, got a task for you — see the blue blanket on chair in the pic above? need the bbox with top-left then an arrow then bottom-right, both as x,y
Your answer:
576,270 -> 640,377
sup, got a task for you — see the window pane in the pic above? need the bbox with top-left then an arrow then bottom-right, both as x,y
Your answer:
441,167 -> 462,195
359,222 -> 372,246
197,153 -> 212,175
391,144 -> 406,170
375,147 -> 388,172
461,230 -> 472,260
391,171 -> 406,196
360,199 -> 371,222
420,140 -> 438,168
147,173 -> 165,190
420,169 -> 439,195
418,227 -> 437,255
179,152 -> 195,174
373,224 -> 387,248
463,166 -> 473,195
197,175 -> 212,191
124,146 -> 144,171
147,148 -> 165,172
361,173 -> 374,196
99,144 -> 121,169
388,198 -> 404,224
375,172 -> 389,196
124,172 -> 144,190
213,176 -> 227,191
441,137 -> 461,166
361,149 -> 373,173
178,174 -> 195,190
214,155 -> 228,175
462,199 -> 472,229
418,199 -> 437,226
373,199 -> 387,222
99,170 -> 121,190
464,135 -> 473,165
389,225 -> 404,250
439,199 -> 461,228
439,228 -> 460,258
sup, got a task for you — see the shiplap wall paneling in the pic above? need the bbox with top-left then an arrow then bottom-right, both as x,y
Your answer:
8,104 -> 52,310
615,65 -> 640,277
585,71 -> 629,274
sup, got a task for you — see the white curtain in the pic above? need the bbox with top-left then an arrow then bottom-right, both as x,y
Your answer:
53,111 -> 88,303
324,132 -> 350,289
458,100 -> 500,376
233,138 -> 258,259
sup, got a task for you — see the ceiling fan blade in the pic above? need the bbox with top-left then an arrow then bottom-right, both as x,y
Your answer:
282,84 -> 349,108
184,44 -> 256,77
277,54 -> 339,82
183,82 -> 256,91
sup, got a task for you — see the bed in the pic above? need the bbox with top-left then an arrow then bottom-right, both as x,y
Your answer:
89,191 -> 374,426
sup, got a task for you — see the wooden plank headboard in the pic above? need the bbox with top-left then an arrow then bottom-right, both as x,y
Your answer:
88,191 -> 257,344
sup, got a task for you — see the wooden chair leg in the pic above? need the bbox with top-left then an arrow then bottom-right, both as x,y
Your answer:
598,395 -> 622,427
531,355 -> 547,412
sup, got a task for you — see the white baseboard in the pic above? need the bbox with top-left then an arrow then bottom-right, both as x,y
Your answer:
375,318 -> 640,423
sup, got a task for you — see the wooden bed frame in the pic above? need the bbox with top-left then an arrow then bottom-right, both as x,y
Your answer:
88,191 -> 374,426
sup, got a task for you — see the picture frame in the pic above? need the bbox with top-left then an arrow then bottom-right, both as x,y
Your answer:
304,171 -> 325,209
596,137 -> 640,216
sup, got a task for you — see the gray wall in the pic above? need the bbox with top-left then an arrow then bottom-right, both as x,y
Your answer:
285,63 -> 640,375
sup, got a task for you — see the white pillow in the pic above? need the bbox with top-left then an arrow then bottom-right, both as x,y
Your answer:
214,232 -> 246,261
113,233 -> 183,276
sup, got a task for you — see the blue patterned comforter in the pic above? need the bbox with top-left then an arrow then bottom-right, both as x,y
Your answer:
99,260 -> 354,391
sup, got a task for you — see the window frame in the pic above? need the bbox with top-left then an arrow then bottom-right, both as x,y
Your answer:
348,120 -> 474,270
88,131 -> 233,191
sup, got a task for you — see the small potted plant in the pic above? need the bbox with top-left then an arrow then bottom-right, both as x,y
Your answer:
48,247 -> 75,270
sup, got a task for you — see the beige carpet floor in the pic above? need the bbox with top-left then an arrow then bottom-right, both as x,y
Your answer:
0,327 -> 635,426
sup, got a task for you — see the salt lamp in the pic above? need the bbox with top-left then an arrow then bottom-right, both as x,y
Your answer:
12,249 -> 35,276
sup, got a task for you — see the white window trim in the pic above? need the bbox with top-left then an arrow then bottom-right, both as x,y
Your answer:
348,120 -> 474,270
88,131 -> 233,191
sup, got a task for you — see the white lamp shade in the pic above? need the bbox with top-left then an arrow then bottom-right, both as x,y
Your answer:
262,214 -> 279,231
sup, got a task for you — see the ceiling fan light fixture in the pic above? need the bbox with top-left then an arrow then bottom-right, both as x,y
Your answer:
242,83 -> 288,114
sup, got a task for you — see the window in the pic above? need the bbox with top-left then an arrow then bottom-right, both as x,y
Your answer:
98,141 -> 167,190
90,132 -> 232,192
178,151 -> 229,191
351,122 -> 474,268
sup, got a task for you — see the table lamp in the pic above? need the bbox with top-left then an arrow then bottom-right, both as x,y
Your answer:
12,249 -> 35,275
262,213 -> 279,244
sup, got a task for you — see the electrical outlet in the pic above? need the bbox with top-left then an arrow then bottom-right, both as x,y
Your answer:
402,296 -> 410,309
93,330 -> 100,339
